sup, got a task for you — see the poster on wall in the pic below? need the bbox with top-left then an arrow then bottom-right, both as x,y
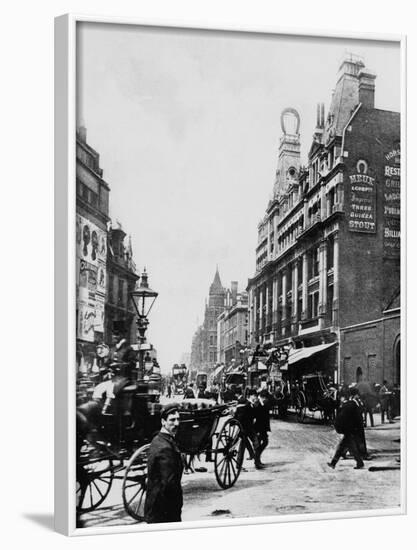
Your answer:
97,263 -> 107,295
76,214 -> 107,266
76,215 -> 107,338
94,294 -> 105,333
77,302 -> 96,342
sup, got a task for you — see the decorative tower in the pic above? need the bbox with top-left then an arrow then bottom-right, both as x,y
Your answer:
209,266 -> 225,308
273,107 -> 301,198
200,267 -> 226,371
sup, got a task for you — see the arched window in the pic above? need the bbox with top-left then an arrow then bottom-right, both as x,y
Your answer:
356,367 -> 363,383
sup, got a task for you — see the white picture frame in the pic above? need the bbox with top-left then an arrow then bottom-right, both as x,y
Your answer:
54,14 -> 406,536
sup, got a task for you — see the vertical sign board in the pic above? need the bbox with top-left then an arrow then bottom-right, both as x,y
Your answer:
383,149 -> 401,257
348,160 -> 377,233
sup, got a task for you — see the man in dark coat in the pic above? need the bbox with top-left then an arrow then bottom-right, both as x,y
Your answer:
254,389 -> 272,465
234,389 -> 263,469
144,405 -> 183,523
328,387 -> 365,470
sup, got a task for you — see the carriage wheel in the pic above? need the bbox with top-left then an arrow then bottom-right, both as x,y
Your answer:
214,419 -> 244,489
122,443 -> 150,521
296,392 -> 306,423
76,455 -> 114,513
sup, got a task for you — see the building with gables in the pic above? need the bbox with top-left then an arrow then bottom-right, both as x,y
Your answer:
247,54 -> 400,387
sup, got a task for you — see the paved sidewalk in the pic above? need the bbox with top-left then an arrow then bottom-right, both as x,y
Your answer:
363,416 -> 401,471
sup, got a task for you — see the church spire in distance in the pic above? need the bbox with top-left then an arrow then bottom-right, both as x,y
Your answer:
210,265 -> 223,295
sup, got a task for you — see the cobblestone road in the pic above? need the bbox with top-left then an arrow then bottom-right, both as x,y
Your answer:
80,413 -> 401,528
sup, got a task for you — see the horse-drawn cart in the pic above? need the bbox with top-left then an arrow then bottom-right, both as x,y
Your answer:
76,383 -> 245,522
294,373 -> 337,424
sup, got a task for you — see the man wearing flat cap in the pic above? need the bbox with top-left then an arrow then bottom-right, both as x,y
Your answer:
144,404 -> 183,523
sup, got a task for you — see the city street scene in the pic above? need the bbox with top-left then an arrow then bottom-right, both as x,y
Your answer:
75,23 -> 402,531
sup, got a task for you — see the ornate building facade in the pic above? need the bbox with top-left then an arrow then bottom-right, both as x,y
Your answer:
247,55 -> 400,386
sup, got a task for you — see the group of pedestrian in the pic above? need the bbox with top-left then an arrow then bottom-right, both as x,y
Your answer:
234,388 -> 271,470
143,377 -> 397,525
338,379 -> 396,427
327,378 -> 397,470
182,382 -> 219,400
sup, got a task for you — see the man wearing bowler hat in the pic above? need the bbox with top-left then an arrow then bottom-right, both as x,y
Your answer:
144,404 -> 183,523
254,389 -> 272,466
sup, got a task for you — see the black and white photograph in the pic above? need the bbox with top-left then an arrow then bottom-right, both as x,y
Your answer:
71,20 -> 403,533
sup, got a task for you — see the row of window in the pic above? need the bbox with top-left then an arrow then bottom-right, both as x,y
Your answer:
77,180 -> 98,208
256,282 -> 335,328
255,241 -> 335,304
77,179 -> 109,215
108,274 -> 131,308
77,146 -> 100,174
257,197 -> 340,269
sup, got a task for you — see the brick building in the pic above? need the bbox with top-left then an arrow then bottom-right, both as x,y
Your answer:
247,55 -> 400,386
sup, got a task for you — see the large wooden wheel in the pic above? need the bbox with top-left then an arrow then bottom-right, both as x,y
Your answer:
214,419 -> 244,489
122,443 -> 150,521
76,445 -> 114,513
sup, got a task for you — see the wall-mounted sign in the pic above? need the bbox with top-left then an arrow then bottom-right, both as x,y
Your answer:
383,149 -> 401,257
348,166 -> 377,233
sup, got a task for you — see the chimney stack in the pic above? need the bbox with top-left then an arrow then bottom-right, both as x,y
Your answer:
77,125 -> 87,142
231,281 -> 238,305
358,69 -> 376,109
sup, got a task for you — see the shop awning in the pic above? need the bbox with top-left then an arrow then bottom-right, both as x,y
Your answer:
288,342 -> 337,366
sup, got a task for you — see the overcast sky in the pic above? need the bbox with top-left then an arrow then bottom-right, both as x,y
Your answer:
76,23 -> 400,373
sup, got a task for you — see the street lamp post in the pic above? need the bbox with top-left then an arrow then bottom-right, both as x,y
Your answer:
130,268 -> 158,383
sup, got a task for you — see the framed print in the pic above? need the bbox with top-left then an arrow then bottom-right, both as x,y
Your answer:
54,14 -> 406,536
